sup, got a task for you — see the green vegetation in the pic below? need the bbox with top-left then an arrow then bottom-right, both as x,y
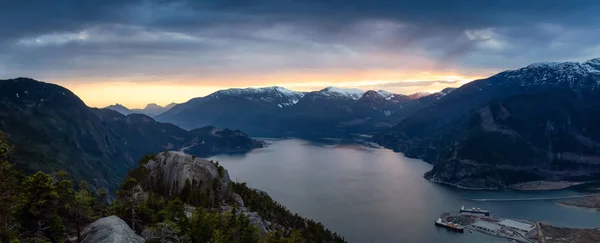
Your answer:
232,182 -> 346,242
0,132 -> 345,242
0,132 -> 102,242
113,155 -> 346,243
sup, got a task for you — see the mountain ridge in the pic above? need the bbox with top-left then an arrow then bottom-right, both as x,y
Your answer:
0,77 -> 263,192
375,57 -> 600,189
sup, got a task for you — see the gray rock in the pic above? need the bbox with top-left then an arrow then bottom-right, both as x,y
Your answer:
230,192 -> 245,207
81,216 -> 143,243
251,188 -> 270,198
184,204 -> 195,218
243,211 -> 270,234
145,151 -> 231,197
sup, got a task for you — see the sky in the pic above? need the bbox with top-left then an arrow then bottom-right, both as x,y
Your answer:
2,0 -> 600,108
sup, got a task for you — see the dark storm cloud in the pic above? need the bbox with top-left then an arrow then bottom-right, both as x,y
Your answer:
1,0 -> 600,81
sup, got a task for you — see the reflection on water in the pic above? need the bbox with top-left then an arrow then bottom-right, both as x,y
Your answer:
209,139 -> 600,243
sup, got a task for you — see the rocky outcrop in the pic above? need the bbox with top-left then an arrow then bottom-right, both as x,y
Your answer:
144,151 -> 231,197
80,216 -> 143,243
229,192 -> 245,207
243,211 -> 271,233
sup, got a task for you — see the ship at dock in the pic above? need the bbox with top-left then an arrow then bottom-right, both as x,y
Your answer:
434,218 -> 464,233
460,206 -> 490,216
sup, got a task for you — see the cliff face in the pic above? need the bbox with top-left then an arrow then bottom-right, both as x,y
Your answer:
135,151 -> 276,234
143,151 -> 231,197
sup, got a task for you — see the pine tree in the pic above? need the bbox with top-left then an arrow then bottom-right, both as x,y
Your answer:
116,177 -> 142,232
18,172 -> 65,242
0,133 -> 19,242
73,180 -> 95,241
94,188 -> 109,218
180,179 -> 191,203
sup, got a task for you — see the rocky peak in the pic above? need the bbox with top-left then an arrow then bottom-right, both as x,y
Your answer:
105,103 -> 133,115
143,151 -> 231,197
357,90 -> 386,106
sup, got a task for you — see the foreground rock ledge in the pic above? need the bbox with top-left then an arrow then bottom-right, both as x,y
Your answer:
81,216 -> 144,243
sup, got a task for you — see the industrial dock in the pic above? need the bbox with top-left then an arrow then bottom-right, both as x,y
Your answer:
435,206 -> 539,243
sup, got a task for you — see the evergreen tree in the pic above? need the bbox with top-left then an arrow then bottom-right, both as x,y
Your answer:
180,179 -> 191,203
115,177 -> 142,232
73,180 -> 95,241
94,188 -> 109,218
0,133 -> 19,242
18,172 -> 65,242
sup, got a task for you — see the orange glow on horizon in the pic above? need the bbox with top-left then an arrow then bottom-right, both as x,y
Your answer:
57,70 -> 491,108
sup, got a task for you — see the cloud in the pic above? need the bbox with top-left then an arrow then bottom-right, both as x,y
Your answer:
1,0 -> 600,97
378,80 -> 462,88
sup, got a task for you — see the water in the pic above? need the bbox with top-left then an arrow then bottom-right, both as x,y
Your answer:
209,139 -> 600,243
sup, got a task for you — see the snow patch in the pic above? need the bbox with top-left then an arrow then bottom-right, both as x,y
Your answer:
320,86 -> 364,100
376,90 -> 396,100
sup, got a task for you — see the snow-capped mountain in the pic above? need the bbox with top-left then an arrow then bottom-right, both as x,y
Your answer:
495,58 -> 600,89
376,57 -> 600,189
206,86 -> 305,108
318,86 -> 364,100
407,92 -> 432,100
155,84 -> 446,137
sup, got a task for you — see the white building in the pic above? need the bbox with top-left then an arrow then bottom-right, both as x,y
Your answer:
498,219 -> 534,233
472,221 -> 501,234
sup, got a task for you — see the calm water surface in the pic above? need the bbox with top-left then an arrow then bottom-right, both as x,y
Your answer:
209,139 -> 600,243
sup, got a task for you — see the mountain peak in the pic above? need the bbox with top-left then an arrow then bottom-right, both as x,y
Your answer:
144,103 -> 163,109
214,86 -> 304,98
319,86 -> 364,100
407,92 -> 431,99
498,57 -> 600,89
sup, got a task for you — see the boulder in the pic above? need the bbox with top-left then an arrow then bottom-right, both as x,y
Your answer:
81,216 -> 143,243
251,188 -> 270,198
230,192 -> 245,207
243,211 -> 270,233
144,151 -> 231,197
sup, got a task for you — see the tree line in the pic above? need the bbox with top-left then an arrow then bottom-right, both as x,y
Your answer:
0,132 -> 345,243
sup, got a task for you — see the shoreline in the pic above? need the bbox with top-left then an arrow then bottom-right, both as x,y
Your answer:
555,202 -> 600,212
509,180 -> 587,191
555,195 -> 600,212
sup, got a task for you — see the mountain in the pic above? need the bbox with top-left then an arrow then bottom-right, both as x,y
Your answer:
131,102 -> 177,116
0,78 -> 262,192
407,92 -> 432,100
156,86 -> 448,138
375,58 -> 600,188
158,86 -> 305,135
105,103 -> 133,115
106,102 -> 178,117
